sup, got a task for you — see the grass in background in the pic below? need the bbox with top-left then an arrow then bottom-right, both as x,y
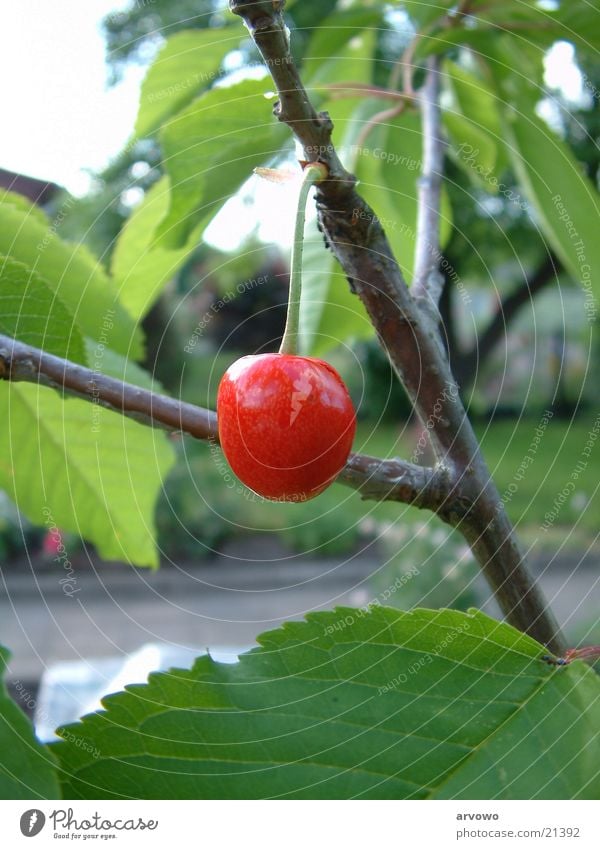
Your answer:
158,411 -> 599,557
474,415 -> 599,543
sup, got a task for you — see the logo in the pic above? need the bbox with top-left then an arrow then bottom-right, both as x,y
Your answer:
20,810 -> 45,837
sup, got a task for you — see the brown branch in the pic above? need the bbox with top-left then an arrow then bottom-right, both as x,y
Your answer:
0,333 -> 448,510
338,452 -> 449,511
229,0 -> 564,653
0,334 -> 218,440
412,55 -> 445,310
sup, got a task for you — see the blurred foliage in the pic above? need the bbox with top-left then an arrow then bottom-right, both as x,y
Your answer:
1,408 -> 597,569
152,413 -> 600,562
354,340 -> 412,423
55,139 -> 162,261
557,54 -> 600,188
0,492 -> 38,562
102,0 -> 364,85
103,0 -> 218,85
371,521 -> 485,612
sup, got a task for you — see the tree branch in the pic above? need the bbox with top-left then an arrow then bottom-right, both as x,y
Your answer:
229,0 -> 564,653
0,333 -> 448,510
338,452 -> 449,511
0,334 -> 218,439
412,55 -> 445,310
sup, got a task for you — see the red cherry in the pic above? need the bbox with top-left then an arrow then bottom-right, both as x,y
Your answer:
217,353 -> 356,501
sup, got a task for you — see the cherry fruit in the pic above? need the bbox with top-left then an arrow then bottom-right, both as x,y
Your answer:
217,353 -> 356,501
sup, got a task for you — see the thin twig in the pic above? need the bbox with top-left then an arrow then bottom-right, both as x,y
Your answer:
389,26 -> 427,96
388,0 -> 474,96
354,102 -> 407,154
412,55 -> 445,309
322,82 -> 412,102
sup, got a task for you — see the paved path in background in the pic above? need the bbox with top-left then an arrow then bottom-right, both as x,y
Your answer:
1,544 -> 598,682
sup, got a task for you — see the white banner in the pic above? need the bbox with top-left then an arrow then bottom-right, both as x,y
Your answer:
0,800 -> 598,848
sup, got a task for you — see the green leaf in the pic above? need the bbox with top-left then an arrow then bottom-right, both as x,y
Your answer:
134,28 -> 237,139
0,645 -> 60,799
475,0 -> 600,55
0,189 -> 49,227
51,608 -> 600,800
303,7 -> 383,85
444,60 -> 508,175
0,378 -> 175,569
499,88 -> 600,303
433,658 -> 600,799
555,2 -> 600,56
416,1 -> 600,59
156,78 -> 287,249
393,1 -> 455,30
443,112 -> 498,190
0,255 -> 87,364
0,200 -> 143,359
355,106 -> 452,282
111,177 -> 203,319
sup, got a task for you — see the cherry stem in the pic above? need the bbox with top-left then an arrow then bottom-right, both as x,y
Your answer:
279,162 -> 328,356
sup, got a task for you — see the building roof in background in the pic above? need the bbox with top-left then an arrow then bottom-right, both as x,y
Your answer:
0,167 -> 63,206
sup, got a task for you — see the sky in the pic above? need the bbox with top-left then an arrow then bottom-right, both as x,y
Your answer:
1,0 -> 141,195
0,3 -> 586,251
